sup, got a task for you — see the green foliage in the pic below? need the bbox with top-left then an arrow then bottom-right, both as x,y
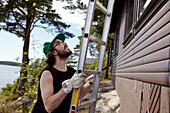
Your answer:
0,0 -> 74,38
84,59 -> 98,70
0,0 -> 75,92
62,0 -> 87,14
0,79 -> 21,112
67,49 -> 78,68
0,58 -> 46,112
23,58 -> 46,112
1,79 -> 18,98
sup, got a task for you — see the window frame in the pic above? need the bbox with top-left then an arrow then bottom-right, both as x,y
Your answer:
124,0 -> 134,41
123,0 -> 135,46
114,20 -> 120,56
138,0 -> 152,18
123,0 -> 165,46
134,0 -> 163,34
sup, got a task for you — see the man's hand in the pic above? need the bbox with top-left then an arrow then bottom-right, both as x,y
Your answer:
62,79 -> 73,94
71,72 -> 86,88
62,72 -> 86,93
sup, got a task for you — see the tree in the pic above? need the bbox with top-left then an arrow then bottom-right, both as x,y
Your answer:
0,0 -> 74,93
66,51 -> 77,68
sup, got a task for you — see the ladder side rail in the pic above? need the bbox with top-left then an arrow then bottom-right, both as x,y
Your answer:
89,0 -> 115,112
77,0 -> 97,71
69,0 -> 97,112
89,74 -> 100,113
97,0 -> 115,71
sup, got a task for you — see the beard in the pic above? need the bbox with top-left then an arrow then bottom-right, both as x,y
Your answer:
55,49 -> 72,58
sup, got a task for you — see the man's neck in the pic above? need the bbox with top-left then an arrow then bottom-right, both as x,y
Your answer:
53,57 -> 67,72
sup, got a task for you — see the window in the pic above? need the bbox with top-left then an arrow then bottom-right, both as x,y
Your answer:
114,21 -> 120,56
123,0 -> 165,46
125,0 -> 134,37
134,0 -> 164,34
115,27 -> 120,55
138,0 -> 152,17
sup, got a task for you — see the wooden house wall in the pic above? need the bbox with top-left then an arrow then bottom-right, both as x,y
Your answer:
112,0 -> 170,86
111,0 -> 170,113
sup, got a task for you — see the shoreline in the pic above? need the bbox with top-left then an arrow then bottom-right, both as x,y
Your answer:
0,61 -> 20,67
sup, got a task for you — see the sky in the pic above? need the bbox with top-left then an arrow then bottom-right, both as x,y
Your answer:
0,0 -> 88,63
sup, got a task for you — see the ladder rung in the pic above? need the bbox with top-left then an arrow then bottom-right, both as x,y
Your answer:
96,1 -> 111,16
90,35 -> 106,45
78,99 -> 96,109
84,70 -> 102,75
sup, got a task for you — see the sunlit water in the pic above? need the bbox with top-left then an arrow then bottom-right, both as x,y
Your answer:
0,64 -> 20,91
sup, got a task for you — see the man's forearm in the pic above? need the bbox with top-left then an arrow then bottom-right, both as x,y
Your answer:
80,83 -> 93,97
44,88 -> 67,112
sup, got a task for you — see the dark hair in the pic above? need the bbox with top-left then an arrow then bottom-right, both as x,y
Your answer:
46,43 -> 56,66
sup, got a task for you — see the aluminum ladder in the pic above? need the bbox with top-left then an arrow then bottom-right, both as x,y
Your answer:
69,0 -> 115,113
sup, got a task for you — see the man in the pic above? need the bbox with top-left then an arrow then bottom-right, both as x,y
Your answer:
32,33 -> 94,113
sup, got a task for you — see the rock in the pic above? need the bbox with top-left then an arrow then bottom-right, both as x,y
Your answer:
100,90 -> 116,100
95,90 -> 120,113
115,107 -> 120,113
99,86 -> 115,93
108,96 -> 120,111
98,90 -> 118,101
80,84 -> 120,113
96,98 -> 112,113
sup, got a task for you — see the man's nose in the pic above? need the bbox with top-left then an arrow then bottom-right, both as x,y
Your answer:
63,42 -> 67,46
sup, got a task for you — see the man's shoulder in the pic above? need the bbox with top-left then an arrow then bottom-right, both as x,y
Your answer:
67,66 -> 76,72
41,66 -> 55,76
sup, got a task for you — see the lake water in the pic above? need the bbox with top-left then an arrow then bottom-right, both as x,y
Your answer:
0,64 -> 20,90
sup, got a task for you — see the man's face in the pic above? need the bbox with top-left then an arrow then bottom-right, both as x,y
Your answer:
52,39 -> 72,58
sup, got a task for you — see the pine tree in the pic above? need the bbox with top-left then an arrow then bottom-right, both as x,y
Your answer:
0,0 -> 74,93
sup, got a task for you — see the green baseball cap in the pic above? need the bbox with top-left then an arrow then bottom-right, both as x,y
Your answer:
43,33 -> 65,56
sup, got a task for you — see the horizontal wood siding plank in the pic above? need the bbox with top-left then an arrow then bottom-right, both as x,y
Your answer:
113,34 -> 170,68
115,1 -> 170,62
116,45 -> 170,70
116,59 -> 170,73
133,26 -> 169,55
116,1 -> 170,61
115,72 -> 170,86
117,20 -> 169,61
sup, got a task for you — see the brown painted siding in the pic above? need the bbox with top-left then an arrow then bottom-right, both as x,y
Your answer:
111,0 -> 170,113
114,0 -> 169,62
113,0 -> 170,86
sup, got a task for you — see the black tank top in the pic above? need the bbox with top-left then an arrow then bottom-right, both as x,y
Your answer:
32,66 -> 76,113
